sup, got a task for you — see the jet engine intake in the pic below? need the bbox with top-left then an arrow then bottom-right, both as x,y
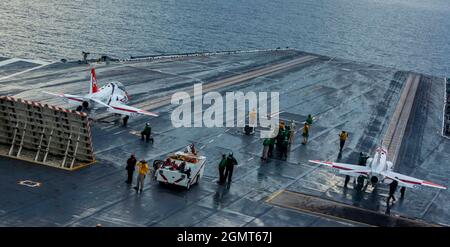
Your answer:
370,176 -> 379,184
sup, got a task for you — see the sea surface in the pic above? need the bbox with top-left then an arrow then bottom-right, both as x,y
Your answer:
0,0 -> 449,77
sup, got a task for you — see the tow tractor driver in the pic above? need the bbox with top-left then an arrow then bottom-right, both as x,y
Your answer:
185,143 -> 197,155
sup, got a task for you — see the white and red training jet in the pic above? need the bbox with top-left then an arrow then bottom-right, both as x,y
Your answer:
43,68 -> 159,118
309,147 -> 447,191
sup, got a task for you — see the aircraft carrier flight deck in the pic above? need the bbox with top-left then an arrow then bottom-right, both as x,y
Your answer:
0,49 -> 448,227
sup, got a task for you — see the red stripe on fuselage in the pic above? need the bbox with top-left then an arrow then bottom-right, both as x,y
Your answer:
398,179 -> 421,185
111,106 -> 138,113
333,165 -> 352,171
67,97 -> 83,102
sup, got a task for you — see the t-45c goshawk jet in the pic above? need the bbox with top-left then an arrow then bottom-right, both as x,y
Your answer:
309,147 -> 447,193
43,68 -> 159,118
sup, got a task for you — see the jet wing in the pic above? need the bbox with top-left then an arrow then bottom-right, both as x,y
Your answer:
43,91 -> 86,103
107,101 -> 159,117
382,171 -> 447,190
308,160 -> 370,175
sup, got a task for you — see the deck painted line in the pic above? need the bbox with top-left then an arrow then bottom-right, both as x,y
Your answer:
0,58 -> 50,67
0,63 -> 53,81
0,58 -> 19,67
383,73 -> 420,164
442,78 -> 450,140
251,139 -> 260,143
420,190 -> 442,218
265,189 -> 285,203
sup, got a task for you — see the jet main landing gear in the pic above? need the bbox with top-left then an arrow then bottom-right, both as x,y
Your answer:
356,175 -> 365,191
76,101 -> 90,112
123,115 -> 129,127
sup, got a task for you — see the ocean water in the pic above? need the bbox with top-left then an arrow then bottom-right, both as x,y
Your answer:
0,0 -> 449,77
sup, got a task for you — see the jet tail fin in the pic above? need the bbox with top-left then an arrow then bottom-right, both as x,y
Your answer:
89,68 -> 99,95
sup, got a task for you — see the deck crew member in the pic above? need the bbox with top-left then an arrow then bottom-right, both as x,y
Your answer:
339,131 -> 348,153
186,143 -> 197,155
280,137 -> 289,160
178,161 -> 191,178
249,108 -> 257,134
123,115 -> 129,127
141,123 -> 153,143
302,122 -> 310,145
224,152 -> 238,183
148,160 -> 157,181
151,160 -> 161,180
387,180 -> 398,204
261,138 -> 271,160
268,138 -> 275,158
276,122 -> 285,151
125,154 -> 137,184
82,51 -> 90,64
217,154 -> 227,184
344,175 -> 350,188
400,186 -> 406,198
288,120 -> 296,147
345,152 -> 370,187
134,160 -> 149,193
357,152 -> 369,166
306,114 -> 314,126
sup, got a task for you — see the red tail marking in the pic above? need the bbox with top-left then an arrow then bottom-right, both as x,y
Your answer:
91,68 -> 99,93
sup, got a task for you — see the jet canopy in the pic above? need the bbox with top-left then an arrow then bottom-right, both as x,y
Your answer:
111,81 -> 126,92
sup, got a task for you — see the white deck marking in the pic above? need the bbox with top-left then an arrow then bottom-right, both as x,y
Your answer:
0,59 -> 18,67
0,58 -> 50,67
0,58 -> 53,81
18,180 -> 42,187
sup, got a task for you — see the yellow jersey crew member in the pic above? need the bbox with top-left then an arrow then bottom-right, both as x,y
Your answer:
134,160 -> 149,193
339,131 -> 348,153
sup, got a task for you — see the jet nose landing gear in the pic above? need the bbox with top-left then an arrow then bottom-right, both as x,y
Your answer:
370,176 -> 379,184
